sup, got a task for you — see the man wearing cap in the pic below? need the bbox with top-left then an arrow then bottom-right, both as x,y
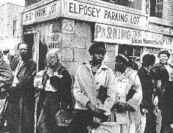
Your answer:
6,43 -> 36,133
71,42 -> 116,133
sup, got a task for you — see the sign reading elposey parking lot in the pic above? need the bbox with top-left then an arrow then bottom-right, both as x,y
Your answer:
62,0 -> 147,30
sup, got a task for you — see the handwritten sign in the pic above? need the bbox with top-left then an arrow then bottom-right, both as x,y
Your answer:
143,32 -> 163,47
62,0 -> 147,30
148,23 -> 173,36
94,23 -> 144,45
45,33 -> 62,51
22,1 -> 60,25
94,23 -> 173,48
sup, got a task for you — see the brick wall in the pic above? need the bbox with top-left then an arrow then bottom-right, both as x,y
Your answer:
6,3 -> 23,38
0,3 -> 23,50
24,18 -> 116,75
0,4 -> 8,39
62,20 -> 92,75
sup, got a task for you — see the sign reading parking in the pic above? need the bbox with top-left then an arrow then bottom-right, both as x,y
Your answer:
62,0 -> 147,30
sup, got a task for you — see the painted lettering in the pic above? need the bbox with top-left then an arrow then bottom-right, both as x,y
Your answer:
107,27 -> 112,39
130,16 -> 139,24
49,3 -> 56,15
95,25 -> 102,38
69,3 -> 74,13
69,3 -> 100,18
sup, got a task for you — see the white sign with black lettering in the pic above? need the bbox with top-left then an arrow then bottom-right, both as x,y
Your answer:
23,1 -> 60,25
94,23 -> 144,45
62,0 -> 147,30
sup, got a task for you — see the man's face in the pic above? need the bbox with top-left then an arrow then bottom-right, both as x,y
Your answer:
47,54 -> 58,67
92,52 -> 104,64
159,54 -> 169,64
115,59 -> 126,73
19,44 -> 29,61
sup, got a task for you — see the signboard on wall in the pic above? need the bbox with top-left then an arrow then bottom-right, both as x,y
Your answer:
94,23 -> 144,45
62,0 -> 147,30
143,32 -> 163,47
22,1 -> 60,25
148,23 -> 173,36
62,19 -> 75,33
45,33 -> 62,51
94,23 -> 173,48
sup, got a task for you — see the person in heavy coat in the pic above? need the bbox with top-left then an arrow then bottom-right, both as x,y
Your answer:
137,54 -> 156,133
151,63 -> 169,133
0,50 -> 14,132
6,43 -> 36,133
0,50 -> 14,93
34,48 -> 72,133
71,42 -> 116,133
155,50 -> 173,131
111,54 -> 142,133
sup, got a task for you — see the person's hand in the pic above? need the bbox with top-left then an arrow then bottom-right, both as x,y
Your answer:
153,96 -> 159,106
156,80 -> 162,89
112,102 -> 132,113
94,108 -> 106,119
140,108 -> 148,115
87,101 -> 97,112
0,77 -> 3,82
46,68 -> 54,77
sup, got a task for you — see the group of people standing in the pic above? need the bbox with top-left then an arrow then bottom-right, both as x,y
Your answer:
0,42 -> 172,133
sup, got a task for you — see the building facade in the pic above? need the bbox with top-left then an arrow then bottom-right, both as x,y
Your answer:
22,0 -> 173,75
0,3 -> 24,50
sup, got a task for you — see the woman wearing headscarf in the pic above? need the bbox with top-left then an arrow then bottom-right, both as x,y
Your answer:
111,54 -> 142,133
34,48 -> 72,133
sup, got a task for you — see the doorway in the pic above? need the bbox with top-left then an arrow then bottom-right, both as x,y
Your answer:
23,33 -> 34,59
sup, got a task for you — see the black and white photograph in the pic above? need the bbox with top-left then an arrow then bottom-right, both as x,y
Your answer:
0,0 -> 173,133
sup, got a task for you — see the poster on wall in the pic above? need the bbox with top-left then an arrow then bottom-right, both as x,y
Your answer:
45,33 -> 63,51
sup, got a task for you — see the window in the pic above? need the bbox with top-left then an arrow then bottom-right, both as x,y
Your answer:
150,0 -> 163,18
155,0 -> 163,18
25,0 -> 42,7
101,0 -> 142,10
118,45 -> 142,62
13,19 -> 17,37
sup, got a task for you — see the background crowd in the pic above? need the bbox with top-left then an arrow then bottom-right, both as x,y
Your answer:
0,42 -> 172,133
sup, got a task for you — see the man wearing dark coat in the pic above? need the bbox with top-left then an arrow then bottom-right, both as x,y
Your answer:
155,50 -> 173,132
0,50 -> 14,92
6,43 -> 36,133
138,54 -> 156,133
0,50 -> 14,131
